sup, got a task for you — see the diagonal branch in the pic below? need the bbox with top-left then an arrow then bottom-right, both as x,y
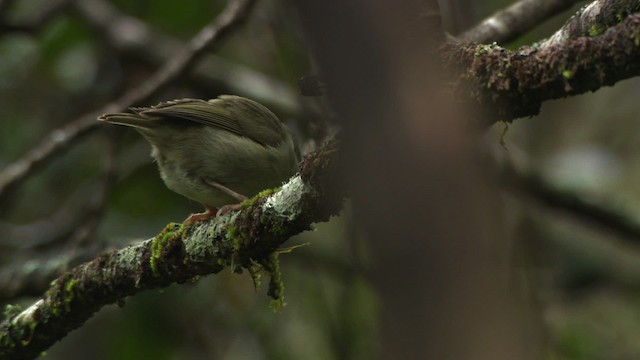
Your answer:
499,151 -> 640,242
458,0 -> 583,44
0,244 -> 105,302
72,0 -> 300,114
0,139 -> 342,360
444,11 -> 640,122
0,0 -> 256,202
542,0 -> 640,47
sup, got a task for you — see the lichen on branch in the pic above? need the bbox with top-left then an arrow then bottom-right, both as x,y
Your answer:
444,12 -> 640,122
0,139 -> 343,360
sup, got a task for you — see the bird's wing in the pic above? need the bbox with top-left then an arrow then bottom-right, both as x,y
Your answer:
216,95 -> 286,147
139,99 -> 242,136
141,97 -> 286,147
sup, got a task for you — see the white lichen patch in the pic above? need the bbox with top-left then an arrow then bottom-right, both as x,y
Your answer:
13,299 -> 43,324
264,176 -> 307,220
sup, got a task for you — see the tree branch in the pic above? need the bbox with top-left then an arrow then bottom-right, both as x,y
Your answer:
459,0 -> 583,44
1,134 -> 142,302
444,10 -> 640,122
0,0 -> 256,202
542,0 -> 640,47
0,245 -> 104,302
500,152 -> 640,242
0,139 -> 342,360
72,0 -> 300,114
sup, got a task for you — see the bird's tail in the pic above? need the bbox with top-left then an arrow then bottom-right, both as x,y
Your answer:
98,113 -> 154,130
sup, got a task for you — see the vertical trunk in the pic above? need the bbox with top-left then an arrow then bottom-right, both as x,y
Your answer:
294,1 -> 542,358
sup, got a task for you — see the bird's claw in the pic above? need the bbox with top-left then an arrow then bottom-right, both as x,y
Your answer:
216,203 -> 243,217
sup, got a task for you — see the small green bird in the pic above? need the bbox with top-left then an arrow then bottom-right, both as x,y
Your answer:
99,95 -> 299,223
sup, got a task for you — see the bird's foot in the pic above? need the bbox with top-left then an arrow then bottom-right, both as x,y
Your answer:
183,205 -> 218,225
216,203 -> 243,217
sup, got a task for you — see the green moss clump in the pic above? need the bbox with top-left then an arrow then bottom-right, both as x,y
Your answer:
222,219 -> 289,310
562,70 -> 575,79
631,29 -> 640,47
240,187 -> 280,208
62,279 -> 78,311
223,223 -> 244,272
588,23 -> 606,37
226,223 -> 239,242
474,42 -> 501,57
64,279 -> 77,293
150,223 -> 182,276
3,304 -> 22,320
48,274 -> 79,316
264,252 -> 285,312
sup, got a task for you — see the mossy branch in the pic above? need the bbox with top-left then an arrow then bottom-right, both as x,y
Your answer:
0,140 -> 342,360
445,7 -> 640,122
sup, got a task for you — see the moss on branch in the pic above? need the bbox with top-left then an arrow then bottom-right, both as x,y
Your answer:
0,139 -> 342,360
444,12 -> 640,123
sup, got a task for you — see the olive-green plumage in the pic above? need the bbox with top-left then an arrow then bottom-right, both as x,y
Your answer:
98,95 -> 298,215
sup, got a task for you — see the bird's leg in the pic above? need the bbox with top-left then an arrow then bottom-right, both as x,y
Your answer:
204,179 -> 248,216
183,204 -> 218,224
205,179 -> 248,202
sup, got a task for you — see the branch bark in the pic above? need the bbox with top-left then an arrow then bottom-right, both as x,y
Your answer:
445,10 -> 640,122
542,0 -> 640,47
459,0 -> 583,44
0,139 -> 342,360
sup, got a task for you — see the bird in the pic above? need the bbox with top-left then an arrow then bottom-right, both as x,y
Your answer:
98,95 -> 299,223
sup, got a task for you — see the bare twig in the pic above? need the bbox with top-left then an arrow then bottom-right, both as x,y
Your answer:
459,0 -> 584,44
0,115 -> 97,206
0,139 -> 342,360
67,131 -> 119,248
0,178 -> 112,253
0,245 -> 104,303
501,153 -> 640,242
72,0 -> 299,114
0,134 -> 139,302
0,0 -> 256,201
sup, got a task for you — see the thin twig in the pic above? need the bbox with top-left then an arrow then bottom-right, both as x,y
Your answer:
0,133 -> 138,302
502,155 -> 640,242
0,245 -> 105,303
67,130 -> 119,248
72,0 -> 300,113
0,0 -> 256,201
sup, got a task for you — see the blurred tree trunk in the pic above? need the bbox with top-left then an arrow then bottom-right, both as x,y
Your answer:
293,1 -> 542,358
